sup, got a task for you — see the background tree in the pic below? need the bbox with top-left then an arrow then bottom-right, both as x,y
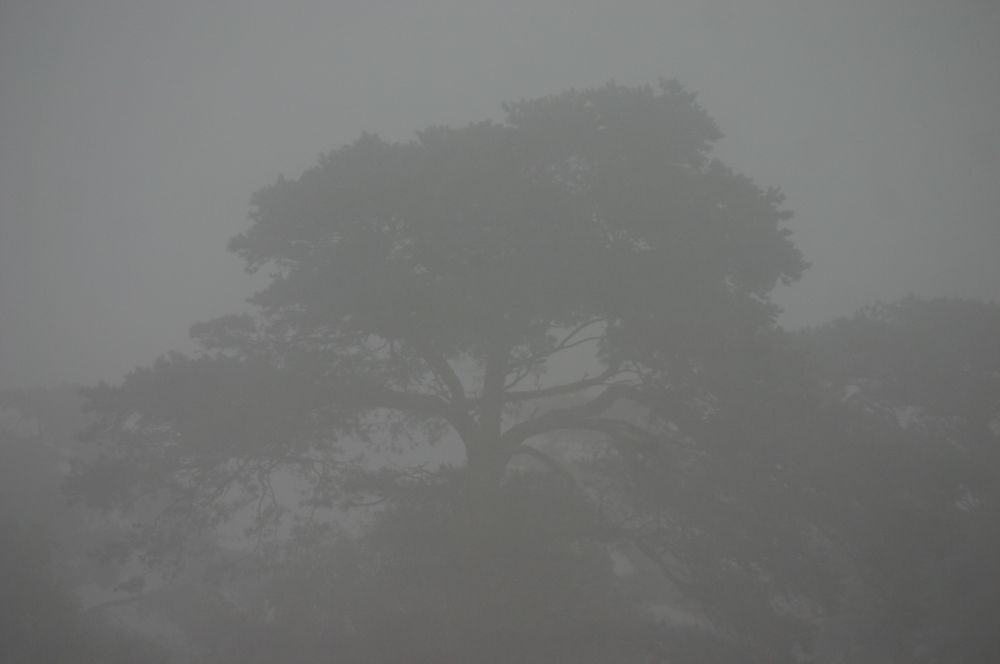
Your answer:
574,297 -> 1000,662
797,297 -> 1000,662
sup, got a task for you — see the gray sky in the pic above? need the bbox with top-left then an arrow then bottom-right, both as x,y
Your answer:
2,0 -> 998,389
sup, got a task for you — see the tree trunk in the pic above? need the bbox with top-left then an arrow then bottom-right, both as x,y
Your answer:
463,435 -> 507,513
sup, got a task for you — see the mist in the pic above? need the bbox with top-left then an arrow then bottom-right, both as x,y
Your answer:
1,1 -> 999,662
2,0 -> 998,388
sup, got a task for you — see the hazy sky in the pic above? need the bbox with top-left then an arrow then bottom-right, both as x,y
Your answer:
2,0 -> 998,389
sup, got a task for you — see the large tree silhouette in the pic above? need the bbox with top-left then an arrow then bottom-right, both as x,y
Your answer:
74,80 -> 804,574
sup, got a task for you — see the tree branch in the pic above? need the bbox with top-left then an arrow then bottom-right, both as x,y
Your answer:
406,335 -> 478,439
504,366 -> 624,403
551,318 -> 606,354
499,381 -> 702,457
503,319 -> 606,377
409,336 -> 469,410
502,360 -> 539,391
499,383 -> 630,450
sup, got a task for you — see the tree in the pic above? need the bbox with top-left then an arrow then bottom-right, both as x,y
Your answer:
75,78 -> 803,525
71,80 -> 805,659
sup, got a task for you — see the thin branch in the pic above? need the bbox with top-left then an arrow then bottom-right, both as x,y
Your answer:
550,334 -> 605,354
504,366 -> 625,403
251,461 -> 282,553
505,336 -> 603,376
503,361 -> 539,391
552,318 -> 606,353
405,336 -> 478,438
504,319 -> 606,375
499,383 -> 629,450
408,336 -> 469,407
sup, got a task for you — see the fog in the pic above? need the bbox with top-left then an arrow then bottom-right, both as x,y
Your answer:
1,2 -> 999,663
2,0 -> 998,388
